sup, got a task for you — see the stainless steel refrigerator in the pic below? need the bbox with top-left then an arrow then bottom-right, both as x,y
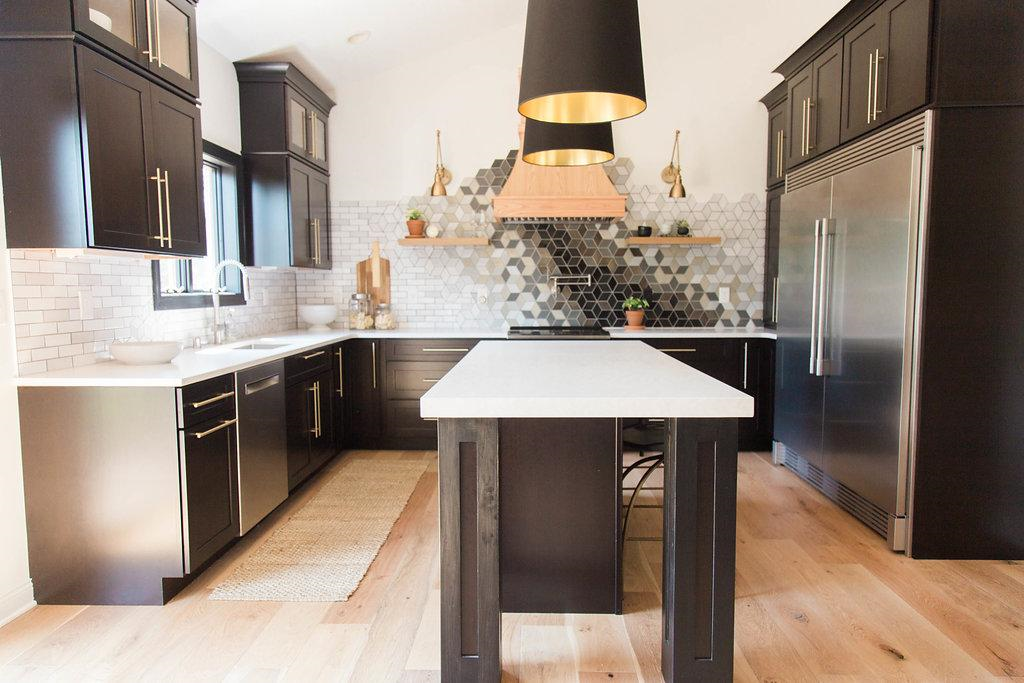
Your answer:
774,114 -> 930,551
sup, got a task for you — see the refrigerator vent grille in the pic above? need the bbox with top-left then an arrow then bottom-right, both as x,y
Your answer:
787,112 -> 929,192
783,450 -> 890,538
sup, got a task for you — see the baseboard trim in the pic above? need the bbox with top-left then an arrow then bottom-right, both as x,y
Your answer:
0,580 -> 35,627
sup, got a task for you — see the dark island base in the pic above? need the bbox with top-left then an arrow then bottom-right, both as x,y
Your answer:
438,416 -> 739,683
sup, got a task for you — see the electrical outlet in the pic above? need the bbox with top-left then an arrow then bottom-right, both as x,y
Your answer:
718,286 -> 731,304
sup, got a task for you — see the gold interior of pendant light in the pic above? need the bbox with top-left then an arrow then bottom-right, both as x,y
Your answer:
430,129 -> 452,196
663,130 -> 686,198
522,147 -> 614,167
519,91 -> 647,125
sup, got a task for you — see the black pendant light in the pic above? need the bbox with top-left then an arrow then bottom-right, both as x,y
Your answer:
523,119 -> 614,166
518,0 -> 646,124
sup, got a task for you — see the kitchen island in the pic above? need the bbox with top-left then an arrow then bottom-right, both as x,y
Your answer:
421,340 -> 753,682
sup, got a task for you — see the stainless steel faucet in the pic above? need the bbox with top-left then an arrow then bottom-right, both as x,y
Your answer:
211,259 -> 251,345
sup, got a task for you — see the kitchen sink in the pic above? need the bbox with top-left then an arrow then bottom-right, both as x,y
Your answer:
233,342 -> 288,350
198,342 -> 289,354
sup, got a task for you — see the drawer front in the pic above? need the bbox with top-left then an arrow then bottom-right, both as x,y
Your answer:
180,374 -> 236,429
385,361 -> 457,400
285,346 -> 332,381
644,339 -> 743,387
386,339 -> 479,362
384,399 -> 438,448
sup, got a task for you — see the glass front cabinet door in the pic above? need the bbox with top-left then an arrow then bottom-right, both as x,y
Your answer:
72,0 -> 200,98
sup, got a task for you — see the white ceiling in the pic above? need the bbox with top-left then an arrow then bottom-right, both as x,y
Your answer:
197,0 -> 528,96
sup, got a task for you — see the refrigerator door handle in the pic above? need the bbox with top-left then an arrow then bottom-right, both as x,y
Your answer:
809,219 -> 822,374
817,218 -> 835,376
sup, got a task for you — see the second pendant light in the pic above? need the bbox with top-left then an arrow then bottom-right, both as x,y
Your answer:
522,119 -> 614,167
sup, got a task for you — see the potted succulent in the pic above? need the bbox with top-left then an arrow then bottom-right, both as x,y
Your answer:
406,209 -> 426,238
622,296 -> 650,330
673,218 -> 691,236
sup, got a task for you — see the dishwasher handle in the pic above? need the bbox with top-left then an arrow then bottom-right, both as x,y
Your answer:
244,374 -> 281,395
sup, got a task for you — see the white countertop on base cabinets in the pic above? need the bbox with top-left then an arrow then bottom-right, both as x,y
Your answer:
420,340 -> 755,419
14,327 -> 775,388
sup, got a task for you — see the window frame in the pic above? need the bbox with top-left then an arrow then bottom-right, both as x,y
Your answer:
151,141 -> 248,311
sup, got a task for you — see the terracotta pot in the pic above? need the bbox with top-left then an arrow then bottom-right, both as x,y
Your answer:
406,220 -> 426,238
624,309 -> 646,329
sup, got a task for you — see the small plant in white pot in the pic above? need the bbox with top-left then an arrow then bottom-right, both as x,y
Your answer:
622,296 -> 650,330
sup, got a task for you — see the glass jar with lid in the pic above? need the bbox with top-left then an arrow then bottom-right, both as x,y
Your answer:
348,293 -> 373,329
374,303 -> 396,330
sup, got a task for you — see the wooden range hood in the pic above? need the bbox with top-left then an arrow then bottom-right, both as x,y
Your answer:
491,123 -> 627,222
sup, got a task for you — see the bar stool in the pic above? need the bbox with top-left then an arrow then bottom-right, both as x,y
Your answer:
621,419 -> 665,544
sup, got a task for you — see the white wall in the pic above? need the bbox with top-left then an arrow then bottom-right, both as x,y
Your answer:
198,39 -> 242,153
330,0 -> 848,201
0,164 -> 33,627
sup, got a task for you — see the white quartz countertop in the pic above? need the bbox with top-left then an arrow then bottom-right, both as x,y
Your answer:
14,326 -> 775,388
14,329 -> 505,388
420,340 -> 754,419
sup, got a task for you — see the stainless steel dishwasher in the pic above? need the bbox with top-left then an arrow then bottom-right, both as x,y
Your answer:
235,360 -> 288,534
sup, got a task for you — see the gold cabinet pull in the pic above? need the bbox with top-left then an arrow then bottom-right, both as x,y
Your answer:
872,50 -> 885,121
149,167 -> 166,246
302,350 -> 326,360
867,52 -> 875,124
422,378 -> 441,384
773,276 -> 780,324
336,349 -> 344,397
662,348 -> 698,353
162,170 -> 172,249
371,342 -> 377,389
191,418 -> 237,440
307,382 -> 321,436
806,99 -> 815,151
800,99 -> 807,156
421,348 -> 470,353
190,390 -> 235,409
153,0 -> 163,67
142,0 -> 156,63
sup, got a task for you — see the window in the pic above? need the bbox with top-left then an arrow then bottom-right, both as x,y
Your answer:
152,141 -> 246,310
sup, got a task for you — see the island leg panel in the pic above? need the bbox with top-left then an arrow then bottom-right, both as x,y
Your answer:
438,418 -> 501,683
662,418 -> 738,683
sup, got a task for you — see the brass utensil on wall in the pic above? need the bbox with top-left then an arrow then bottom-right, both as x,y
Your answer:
663,130 -> 686,199
430,129 -> 451,196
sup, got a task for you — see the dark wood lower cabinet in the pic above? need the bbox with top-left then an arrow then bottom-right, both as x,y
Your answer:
286,367 -> 333,491
646,338 -> 775,452
343,339 -> 383,448
180,413 -> 239,572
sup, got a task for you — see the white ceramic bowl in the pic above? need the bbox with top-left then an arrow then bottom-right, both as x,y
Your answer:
109,341 -> 183,365
298,304 -> 338,332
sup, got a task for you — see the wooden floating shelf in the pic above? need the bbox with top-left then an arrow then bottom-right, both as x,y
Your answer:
625,236 -> 722,246
398,237 -> 490,247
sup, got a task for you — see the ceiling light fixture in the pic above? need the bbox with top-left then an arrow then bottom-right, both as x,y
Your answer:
346,31 -> 372,45
430,129 -> 451,196
522,119 -> 614,167
518,0 -> 646,124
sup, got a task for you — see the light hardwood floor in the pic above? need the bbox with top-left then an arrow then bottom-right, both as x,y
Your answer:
1,449 -> 1022,682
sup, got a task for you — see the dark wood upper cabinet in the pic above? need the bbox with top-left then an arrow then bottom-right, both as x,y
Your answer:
811,41 -> 844,161
788,39 -> 843,168
150,86 -> 206,256
236,62 -> 335,173
1,0 -> 200,98
0,40 -> 205,257
842,0 -> 930,143
238,62 -> 335,269
761,82 -> 788,188
78,46 -> 159,252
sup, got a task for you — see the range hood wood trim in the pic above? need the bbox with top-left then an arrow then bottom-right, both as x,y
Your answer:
492,195 -> 626,219
492,123 -> 627,221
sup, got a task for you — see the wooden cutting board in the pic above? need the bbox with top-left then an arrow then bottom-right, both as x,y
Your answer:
356,241 -> 391,307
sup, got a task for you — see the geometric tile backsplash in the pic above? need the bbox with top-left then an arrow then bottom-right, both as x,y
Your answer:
298,150 -> 766,329
8,150 -> 766,375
